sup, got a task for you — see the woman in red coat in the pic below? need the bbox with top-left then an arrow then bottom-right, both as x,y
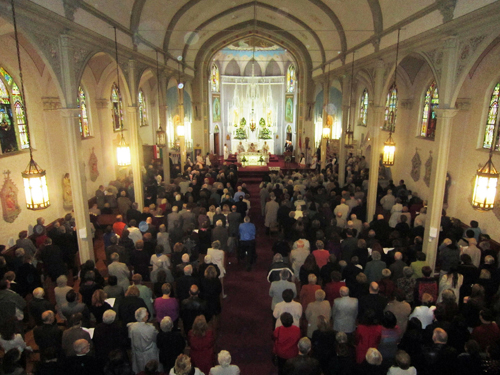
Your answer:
355,309 -> 383,364
188,315 -> 215,374
273,312 -> 301,375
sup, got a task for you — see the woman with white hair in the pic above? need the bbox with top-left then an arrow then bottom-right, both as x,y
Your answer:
209,350 -> 240,375
54,275 -> 73,320
207,241 -> 226,298
150,245 -> 171,283
157,224 -> 172,254
128,307 -> 161,374
305,289 -> 331,338
157,316 -> 186,372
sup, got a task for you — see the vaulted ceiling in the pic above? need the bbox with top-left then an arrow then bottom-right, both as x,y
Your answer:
71,0 -> 497,73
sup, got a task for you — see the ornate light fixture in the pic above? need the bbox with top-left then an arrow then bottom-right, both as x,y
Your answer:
113,27 -> 131,167
345,51 -> 355,148
472,129 -> 499,210
155,51 -> 166,148
11,0 -> 50,210
382,29 -> 401,166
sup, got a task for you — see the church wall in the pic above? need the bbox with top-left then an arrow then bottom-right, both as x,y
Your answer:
0,41 -> 70,247
384,62 -> 437,207
443,41 -> 500,239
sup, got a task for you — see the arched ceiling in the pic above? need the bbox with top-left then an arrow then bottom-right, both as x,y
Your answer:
79,0 -> 495,72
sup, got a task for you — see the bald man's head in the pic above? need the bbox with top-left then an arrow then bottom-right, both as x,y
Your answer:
369,282 -> 379,294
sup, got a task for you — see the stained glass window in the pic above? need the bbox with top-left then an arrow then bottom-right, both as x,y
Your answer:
138,89 -> 148,127
383,84 -> 398,132
287,64 -> 296,93
211,64 -> 219,92
483,83 -> 500,151
0,67 -> 28,154
111,83 -> 123,131
421,81 -> 439,139
358,89 -> 369,126
77,86 -> 91,138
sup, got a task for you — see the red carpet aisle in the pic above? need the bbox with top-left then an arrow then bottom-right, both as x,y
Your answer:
215,176 -> 277,374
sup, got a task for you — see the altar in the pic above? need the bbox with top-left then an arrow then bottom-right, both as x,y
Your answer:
237,152 -> 269,166
230,140 -> 274,154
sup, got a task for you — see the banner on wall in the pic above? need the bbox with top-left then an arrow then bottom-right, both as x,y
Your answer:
285,95 -> 294,123
0,171 -> 21,223
212,94 -> 221,122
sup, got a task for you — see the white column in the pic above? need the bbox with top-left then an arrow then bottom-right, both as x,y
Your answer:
321,78 -> 329,170
422,109 -> 459,268
338,75 -> 350,186
59,35 -> 94,262
366,60 -> 386,222
127,60 -> 144,210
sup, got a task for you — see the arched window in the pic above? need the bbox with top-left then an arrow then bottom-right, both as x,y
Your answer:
383,84 -> 398,132
358,89 -> 369,126
211,64 -> 219,92
420,81 -> 439,139
483,83 -> 500,150
287,64 -> 296,93
111,83 -> 123,131
138,89 -> 148,127
0,67 -> 28,154
77,86 -> 91,138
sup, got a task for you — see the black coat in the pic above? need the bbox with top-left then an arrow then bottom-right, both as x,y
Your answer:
157,330 -> 186,371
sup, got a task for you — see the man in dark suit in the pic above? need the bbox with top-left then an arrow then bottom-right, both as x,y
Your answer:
34,310 -> 63,359
357,282 -> 388,324
180,285 -> 207,334
284,337 -> 321,375
176,265 -> 199,302
63,339 -> 102,375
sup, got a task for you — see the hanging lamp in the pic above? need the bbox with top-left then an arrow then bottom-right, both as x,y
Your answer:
11,0 -> 50,210
345,52 -> 355,148
155,51 -> 166,148
472,124 -> 499,210
113,27 -> 131,167
382,29 -> 401,166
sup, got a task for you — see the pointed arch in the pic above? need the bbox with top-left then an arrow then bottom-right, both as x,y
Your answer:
383,83 -> 398,132
243,59 -> 262,76
225,59 -> 240,76
265,59 -> 281,76
420,81 -> 439,139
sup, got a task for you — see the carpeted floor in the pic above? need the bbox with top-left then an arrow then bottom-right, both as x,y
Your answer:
215,176 -> 277,374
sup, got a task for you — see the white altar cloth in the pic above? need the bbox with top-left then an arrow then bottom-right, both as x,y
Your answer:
237,152 -> 269,166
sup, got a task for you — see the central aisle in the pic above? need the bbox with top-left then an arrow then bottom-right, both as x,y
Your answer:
215,176 -> 276,374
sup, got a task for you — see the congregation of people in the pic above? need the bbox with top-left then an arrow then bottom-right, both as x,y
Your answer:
2,152 -> 500,375
0,161 -> 252,375
264,168 -> 500,375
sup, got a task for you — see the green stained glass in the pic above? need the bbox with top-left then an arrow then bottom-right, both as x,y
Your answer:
78,86 -> 90,138
421,81 -> 439,139
383,84 -> 398,132
483,83 -> 500,150
359,89 -> 369,126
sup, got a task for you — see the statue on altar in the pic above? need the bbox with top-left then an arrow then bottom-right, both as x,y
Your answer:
224,144 -> 229,159
248,143 -> 257,152
237,141 -> 245,154
262,141 -> 270,154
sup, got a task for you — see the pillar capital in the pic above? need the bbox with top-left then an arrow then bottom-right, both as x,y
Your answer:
434,108 -> 459,119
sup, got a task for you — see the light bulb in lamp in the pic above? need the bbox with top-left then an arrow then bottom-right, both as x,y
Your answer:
177,125 -> 185,137
117,135 -> 131,166
156,126 -> 166,148
382,134 -> 396,166
472,156 -> 499,210
22,157 -> 50,210
322,127 -> 330,139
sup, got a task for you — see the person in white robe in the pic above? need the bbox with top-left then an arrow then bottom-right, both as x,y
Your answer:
128,307 -> 162,374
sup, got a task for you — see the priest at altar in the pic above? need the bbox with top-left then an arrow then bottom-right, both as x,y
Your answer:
231,140 -> 275,154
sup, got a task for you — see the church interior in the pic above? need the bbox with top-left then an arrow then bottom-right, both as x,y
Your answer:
1,0 -> 500,372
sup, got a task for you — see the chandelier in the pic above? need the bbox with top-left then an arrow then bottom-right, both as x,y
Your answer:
114,27 -> 131,167
11,0 -> 50,210
382,29 -> 401,166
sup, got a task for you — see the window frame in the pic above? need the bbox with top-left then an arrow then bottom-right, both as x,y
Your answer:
419,80 -> 439,140
358,88 -> 369,127
77,85 -> 92,139
111,82 -> 124,132
383,83 -> 398,132
482,82 -> 500,151
138,88 -> 148,127
0,67 -> 29,156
